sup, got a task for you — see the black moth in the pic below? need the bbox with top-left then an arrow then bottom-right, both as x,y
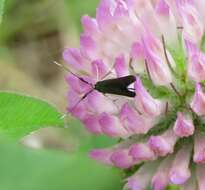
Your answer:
94,75 -> 136,97
73,75 -> 136,109
54,62 -> 136,108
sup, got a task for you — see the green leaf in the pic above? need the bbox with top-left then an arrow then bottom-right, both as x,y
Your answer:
0,142 -> 122,190
0,92 -> 64,139
65,0 -> 99,32
140,75 -> 173,99
166,185 -> 180,190
147,185 -> 180,190
168,36 -> 186,74
0,0 -> 5,24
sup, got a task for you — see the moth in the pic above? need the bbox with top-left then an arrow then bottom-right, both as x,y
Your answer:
54,62 -> 136,108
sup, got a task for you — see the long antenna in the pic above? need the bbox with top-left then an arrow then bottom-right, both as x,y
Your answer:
53,61 -> 92,86
53,61 -> 95,111
70,89 -> 94,111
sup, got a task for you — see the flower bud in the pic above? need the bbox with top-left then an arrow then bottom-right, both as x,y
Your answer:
111,148 -> 134,169
191,83 -> 205,116
90,149 -> 113,165
148,128 -> 178,156
129,143 -> 156,161
173,112 -> 195,137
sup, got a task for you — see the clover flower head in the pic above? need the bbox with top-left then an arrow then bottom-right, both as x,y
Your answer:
63,0 -> 205,189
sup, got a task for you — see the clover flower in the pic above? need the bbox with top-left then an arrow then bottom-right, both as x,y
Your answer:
63,0 -> 205,189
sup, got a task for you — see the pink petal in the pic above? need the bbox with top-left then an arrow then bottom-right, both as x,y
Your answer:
91,59 -> 108,80
185,40 -> 205,82
114,0 -> 128,18
134,77 -> 164,117
131,42 -> 144,59
82,115 -> 102,134
80,34 -> 97,60
148,128 -> 178,156
127,0 -> 159,34
65,74 -> 91,94
191,83 -> 205,116
176,0 -> 204,43
89,148 -> 113,165
155,0 -> 169,16
184,39 -> 198,56
173,112 -> 195,137
114,54 -> 129,77
67,90 -> 88,120
96,0 -> 114,30
152,156 -> 173,190
81,15 -> 99,36
155,0 -> 178,44
142,33 -> 173,86
126,162 -> 158,190
130,42 -> 145,73
87,91 -> 118,114
63,48 -> 90,72
111,148 -> 134,169
169,145 -> 191,185
99,112 -> 129,137
120,103 -> 154,134
194,132 -> 205,164
129,143 -> 156,161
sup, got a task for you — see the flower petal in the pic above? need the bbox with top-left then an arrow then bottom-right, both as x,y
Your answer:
114,54 -> 129,77
126,162 -> 158,190
194,132 -> 205,164
129,143 -> 156,161
191,83 -> 205,116
169,145 -> 191,185
148,128 -> 178,156
87,91 -> 118,114
120,103 -> 154,134
185,40 -> 205,82
152,156 -> 173,190
99,112 -> 129,137
111,148 -> 134,169
82,115 -> 102,134
142,32 -> 173,86
89,148 -> 113,165
173,112 -> 195,137
134,77 -> 165,117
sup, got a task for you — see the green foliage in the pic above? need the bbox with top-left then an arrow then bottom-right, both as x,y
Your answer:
0,92 -> 64,139
166,185 -> 180,190
140,75 -> 173,99
168,36 -> 186,74
146,185 -> 180,190
0,141 -> 122,190
65,0 -> 99,32
0,0 -> 5,23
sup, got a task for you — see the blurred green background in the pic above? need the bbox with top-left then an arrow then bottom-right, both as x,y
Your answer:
0,0 -> 123,190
